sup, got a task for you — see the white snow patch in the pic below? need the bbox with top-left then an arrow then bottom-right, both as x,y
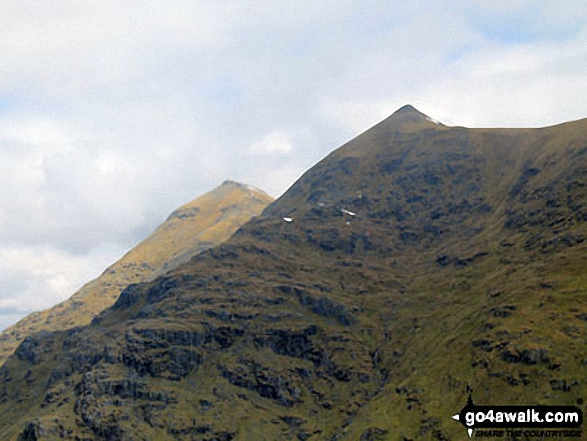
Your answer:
426,116 -> 442,125
244,184 -> 271,196
341,209 -> 355,216
283,217 -> 293,222
317,202 -> 325,207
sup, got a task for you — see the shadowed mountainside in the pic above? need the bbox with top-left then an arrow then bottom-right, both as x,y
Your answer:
0,181 -> 273,365
0,106 -> 585,440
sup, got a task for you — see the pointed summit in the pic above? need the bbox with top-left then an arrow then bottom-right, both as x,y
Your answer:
392,104 -> 428,120
331,104 -> 444,140
219,180 -> 271,198
2,102 -> 587,439
220,179 -> 249,188
386,104 -> 440,125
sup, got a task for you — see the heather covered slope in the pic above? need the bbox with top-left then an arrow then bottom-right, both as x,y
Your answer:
0,106 -> 585,440
0,181 -> 273,365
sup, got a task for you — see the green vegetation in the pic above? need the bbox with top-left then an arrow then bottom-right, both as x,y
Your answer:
0,106 -> 585,440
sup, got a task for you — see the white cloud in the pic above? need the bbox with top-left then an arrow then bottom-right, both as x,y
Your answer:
0,118 -> 76,148
248,131 -> 294,155
0,1 -> 232,96
0,0 -> 587,330
416,29 -> 587,127
0,244 -> 123,312
320,99 -> 398,135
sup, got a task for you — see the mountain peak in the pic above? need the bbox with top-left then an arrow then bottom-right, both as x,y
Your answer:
2,106 -> 587,440
378,104 -> 443,128
394,104 -> 425,116
221,179 -> 242,185
389,104 -> 431,122
220,180 -> 269,196
220,179 -> 244,188
0,181 -> 273,365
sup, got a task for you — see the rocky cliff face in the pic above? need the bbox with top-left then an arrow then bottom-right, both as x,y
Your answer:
0,106 -> 585,440
0,181 -> 273,365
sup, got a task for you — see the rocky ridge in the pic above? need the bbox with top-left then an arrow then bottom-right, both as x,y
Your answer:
0,106 -> 585,440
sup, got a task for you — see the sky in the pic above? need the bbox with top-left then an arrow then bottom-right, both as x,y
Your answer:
1,0 -> 587,330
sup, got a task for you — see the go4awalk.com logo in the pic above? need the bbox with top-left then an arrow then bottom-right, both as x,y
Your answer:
451,388 -> 583,438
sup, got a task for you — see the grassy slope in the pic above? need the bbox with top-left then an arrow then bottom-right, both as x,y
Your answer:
0,181 -> 273,365
0,107 -> 585,440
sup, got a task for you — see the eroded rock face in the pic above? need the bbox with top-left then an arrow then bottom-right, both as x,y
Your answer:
14,337 -> 41,365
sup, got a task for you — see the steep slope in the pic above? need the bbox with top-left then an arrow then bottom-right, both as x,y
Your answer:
0,106 -> 585,440
0,181 -> 273,365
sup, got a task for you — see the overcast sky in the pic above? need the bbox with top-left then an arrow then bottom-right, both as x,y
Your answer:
1,0 -> 586,330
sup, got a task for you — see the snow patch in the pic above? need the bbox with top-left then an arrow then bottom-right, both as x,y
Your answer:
244,184 -> 270,196
341,209 -> 355,216
283,217 -> 293,222
426,116 -> 442,125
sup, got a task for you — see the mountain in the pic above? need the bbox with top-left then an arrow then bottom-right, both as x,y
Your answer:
0,180 -> 273,366
1,106 -> 585,440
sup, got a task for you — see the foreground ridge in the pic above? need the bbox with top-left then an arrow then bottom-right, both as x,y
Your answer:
0,106 -> 585,440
